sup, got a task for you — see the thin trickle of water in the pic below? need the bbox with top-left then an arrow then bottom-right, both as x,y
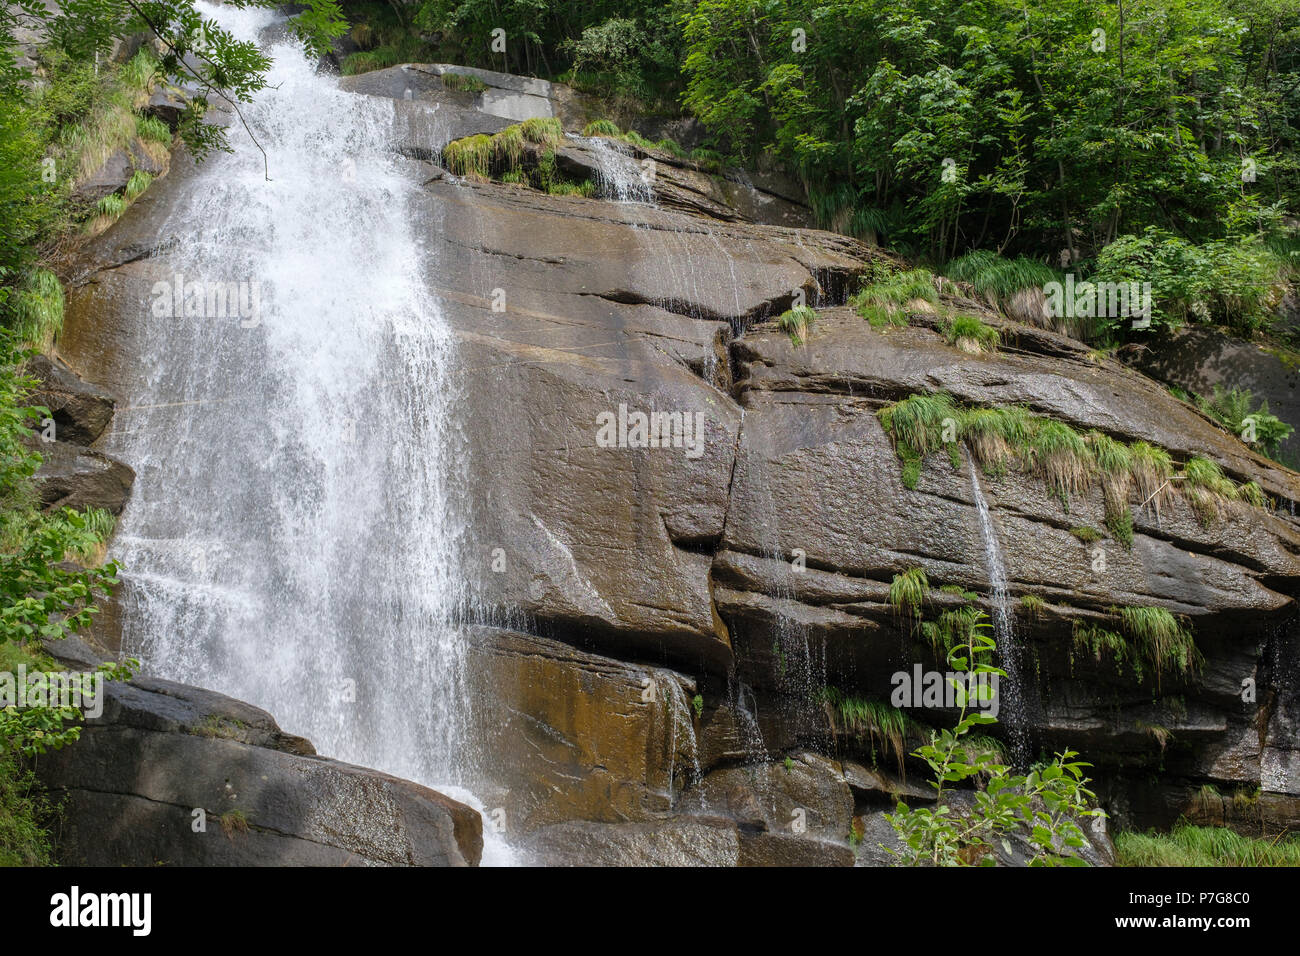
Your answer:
663,677 -> 702,800
966,456 -> 1030,765
104,4 -> 512,862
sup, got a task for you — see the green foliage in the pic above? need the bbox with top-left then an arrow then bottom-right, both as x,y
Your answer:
1069,527 -> 1103,544
942,315 -> 999,354
888,567 -> 929,619
1094,229 -> 1289,336
776,305 -> 815,346
887,612 -> 1103,866
1197,385 -> 1295,460
680,0 -> 1300,272
8,270 -> 64,350
1073,607 -> 1201,687
691,694 -> 703,719
1116,824 -> 1300,867
441,72 -> 487,93
820,687 -> 921,775
921,605 -> 982,656
943,251 -> 1058,306
136,115 -> 172,146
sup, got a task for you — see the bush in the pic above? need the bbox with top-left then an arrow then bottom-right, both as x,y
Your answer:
1094,228 -> 1288,336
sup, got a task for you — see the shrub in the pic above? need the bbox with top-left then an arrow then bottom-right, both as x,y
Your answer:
582,119 -> 622,137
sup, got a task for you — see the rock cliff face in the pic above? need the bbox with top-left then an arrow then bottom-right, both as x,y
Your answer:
46,59 -> 1300,864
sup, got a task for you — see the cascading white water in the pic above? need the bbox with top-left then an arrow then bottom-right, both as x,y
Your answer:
103,4 -> 512,862
966,456 -> 1030,765
576,135 -> 654,204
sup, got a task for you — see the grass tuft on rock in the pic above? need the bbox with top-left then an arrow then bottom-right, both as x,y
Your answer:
942,314 -> 999,353
888,567 -> 929,619
777,305 -> 816,346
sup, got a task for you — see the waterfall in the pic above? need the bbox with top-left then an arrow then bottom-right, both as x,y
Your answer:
575,135 -> 654,204
966,456 -> 1030,765
101,4 -> 512,862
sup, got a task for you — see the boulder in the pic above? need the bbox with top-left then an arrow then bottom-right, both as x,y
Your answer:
37,638 -> 483,867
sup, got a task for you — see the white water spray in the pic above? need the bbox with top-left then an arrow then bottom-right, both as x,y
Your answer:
103,5 -> 511,861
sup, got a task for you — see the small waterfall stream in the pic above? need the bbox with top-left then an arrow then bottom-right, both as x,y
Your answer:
966,456 -> 1030,765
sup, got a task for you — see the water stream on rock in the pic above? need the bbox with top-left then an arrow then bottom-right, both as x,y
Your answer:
103,4 -> 512,863
966,456 -> 1030,766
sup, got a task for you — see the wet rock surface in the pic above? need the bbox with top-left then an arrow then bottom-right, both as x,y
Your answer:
37,638 -> 483,866
49,61 -> 1300,865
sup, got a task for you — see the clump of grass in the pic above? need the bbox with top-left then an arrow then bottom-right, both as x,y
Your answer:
1072,622 -> 1139,679
878,392 -> 957,489
442,72 -> 487,93
66,507 -> 116,563
94,192 -> 125,218
820,688 -> 921,776
1073,607 -> 1200,687
851,268 -> 938,328
490,124 -> 525,171
119,49 -> 157,92
1069,526 -> 1103,543
942,314 -> 999,353
777,305 -> 816,346
11,269 -> 65,350
547,179 -> 596,197
582,118 -> 622,137
442,133 -> 493,180
942,250 -> 1059,306
220,809 -> 250,838
1105,508 -> 1135,548
1028,419 -> 1093,502
1120,606 -> 1202,686
958,405 -> 1032,475
1238,481 -> 1269,508
1128,442 -> 1174,516
1019,594 -> 1046,618
124,169 -> 152,199
1116,824 -> 1300,867
136,114 -> 172,145
520,117 -> 563,148
888,567 -> 929,619
1181,455 -> 1238,526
